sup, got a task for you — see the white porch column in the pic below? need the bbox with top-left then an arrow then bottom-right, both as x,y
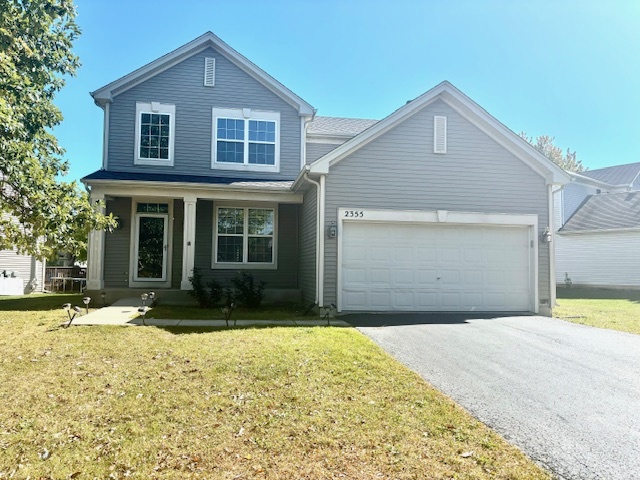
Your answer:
86,192 -> 106,290
180,196 -> 197,290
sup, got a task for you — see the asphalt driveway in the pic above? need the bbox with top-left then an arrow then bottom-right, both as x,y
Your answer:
349,313 -> 640,480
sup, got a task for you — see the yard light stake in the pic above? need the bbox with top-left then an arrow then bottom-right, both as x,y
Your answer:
141,293 -> 148,306
138,306 -> 149,326
100,291 -> 107,306
62,304 -> 81,328
82,296 -> 91,314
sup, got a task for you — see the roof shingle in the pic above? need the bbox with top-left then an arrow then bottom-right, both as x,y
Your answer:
580,162 -> 640,186
307,116 -> 378,136
561,192 -> 640,232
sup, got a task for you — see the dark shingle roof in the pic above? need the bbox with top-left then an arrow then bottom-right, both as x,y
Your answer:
561,192 -> 640,232
580,162 -> 640,186
82,170 -> 293,189
307,116 -> 378,136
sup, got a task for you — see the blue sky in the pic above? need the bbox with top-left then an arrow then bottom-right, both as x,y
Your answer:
55,0 -> 640,182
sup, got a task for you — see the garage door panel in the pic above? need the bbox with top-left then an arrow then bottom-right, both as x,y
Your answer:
342,222 -> 532,312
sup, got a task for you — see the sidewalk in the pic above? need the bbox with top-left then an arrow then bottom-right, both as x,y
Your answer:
71,298 -> 349,328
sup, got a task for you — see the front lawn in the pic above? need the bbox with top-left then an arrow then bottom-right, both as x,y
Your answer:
0,295 -> 549,479
555,287 -> 640,335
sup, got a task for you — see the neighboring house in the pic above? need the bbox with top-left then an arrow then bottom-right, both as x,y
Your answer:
0,249 -> 46,294
554,162 -> 640,288
82,32 -> 569,315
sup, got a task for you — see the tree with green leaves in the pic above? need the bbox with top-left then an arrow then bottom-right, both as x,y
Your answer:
520,133 -> 586,173
0,0 -> 114,261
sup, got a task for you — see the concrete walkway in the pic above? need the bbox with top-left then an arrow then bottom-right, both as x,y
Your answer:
70,298 -> 349,327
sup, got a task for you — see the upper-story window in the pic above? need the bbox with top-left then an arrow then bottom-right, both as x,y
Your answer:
135,102 -> 175,166
212,108 -> 280,173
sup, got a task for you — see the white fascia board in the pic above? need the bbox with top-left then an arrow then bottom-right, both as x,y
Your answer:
307,134 -> 354,145
86,180 -> 303,203
559,227 -> 640,235
440,90 -> 570,186
91,32 -> 314,116
309,83 -> 449,174
568,171 -> 624,189
309,80 -> 571,186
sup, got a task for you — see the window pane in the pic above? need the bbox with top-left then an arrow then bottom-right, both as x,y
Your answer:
217,118 -> 244,140
248,237 -> 273,263
248,143 -> 275,165
218,236 -> 243,262
217,141 -> 244,163
248,209 -> 274,235
137,203 -> 169,213
249,120 -> 275,143
217,208 -> 244,234
140,113 -> 170,160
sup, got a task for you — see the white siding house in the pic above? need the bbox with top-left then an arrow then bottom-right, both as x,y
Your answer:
555,162 -> 640,288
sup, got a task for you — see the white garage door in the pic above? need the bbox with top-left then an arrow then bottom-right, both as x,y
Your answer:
341,222 -> 532,312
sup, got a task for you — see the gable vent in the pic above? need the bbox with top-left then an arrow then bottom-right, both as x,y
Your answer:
434,116 -> 447,154
204,57 -> 215,87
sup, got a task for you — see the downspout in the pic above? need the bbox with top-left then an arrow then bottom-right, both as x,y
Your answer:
300,110 -> 317,171
301,170 -> 321,305
548,183 -> 556,310
101,101 -> 111,170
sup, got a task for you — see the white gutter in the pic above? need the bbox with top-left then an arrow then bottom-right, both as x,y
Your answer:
101,102 -> 111,170
301,170 -> 325,306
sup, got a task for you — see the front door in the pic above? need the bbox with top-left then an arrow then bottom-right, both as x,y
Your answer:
134,213 -> 169,281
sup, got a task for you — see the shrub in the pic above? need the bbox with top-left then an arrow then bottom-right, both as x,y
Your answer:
188,268 -> 223,308
231,272 -> 265,309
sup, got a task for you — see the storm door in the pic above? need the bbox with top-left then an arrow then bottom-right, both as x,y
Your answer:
134,203 -> 169,281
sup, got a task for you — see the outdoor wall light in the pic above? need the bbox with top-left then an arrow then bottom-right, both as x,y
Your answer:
541,227 -> 552,243
328,222 -> 337,238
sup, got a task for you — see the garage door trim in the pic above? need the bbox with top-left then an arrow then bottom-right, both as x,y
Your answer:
336,208 -> 539,313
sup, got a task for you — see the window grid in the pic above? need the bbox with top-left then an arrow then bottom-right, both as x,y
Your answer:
139,113 -> 171,160
216,207 -> 274,265
215,117 -> 277,166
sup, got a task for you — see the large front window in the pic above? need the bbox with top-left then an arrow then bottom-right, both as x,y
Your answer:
212,108 -> 279,172
135,102 -> 175,166
215,206 -> 275,267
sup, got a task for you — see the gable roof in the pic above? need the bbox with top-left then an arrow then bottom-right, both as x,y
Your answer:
308,116 -> 378,137
579,161 -> 640,187
561,192 -> 640,232
308,81 -> 570,185
91,32 -> 315,116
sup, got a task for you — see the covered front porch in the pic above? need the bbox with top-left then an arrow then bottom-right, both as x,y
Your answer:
84,178 -> 303,303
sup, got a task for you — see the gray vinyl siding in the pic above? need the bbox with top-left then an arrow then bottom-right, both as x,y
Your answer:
323,98 -> 550,309
299,185 -> 317,304
107,47 -> 301,179
194,201 -> 299,289
172,199 -> 184,288
562,182 -> 598,224
306,142 -> 341,164
104,197 -> 132,288
0,250 -> 45,293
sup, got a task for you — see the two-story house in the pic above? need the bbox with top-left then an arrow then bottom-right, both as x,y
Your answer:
554,162 -> 640,288
83,32 -> 569,315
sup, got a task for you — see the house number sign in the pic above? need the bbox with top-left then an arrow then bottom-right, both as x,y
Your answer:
344,210 -> 364,218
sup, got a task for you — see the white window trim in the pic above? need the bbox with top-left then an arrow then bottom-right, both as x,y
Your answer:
211,107 -> 280,173
134,102 -> 176,166
213,204 -> 278,270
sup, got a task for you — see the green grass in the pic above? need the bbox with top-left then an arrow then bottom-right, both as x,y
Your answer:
555,287 -> 640,335
149,303 -> 321,321
0,294 -> 550,479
